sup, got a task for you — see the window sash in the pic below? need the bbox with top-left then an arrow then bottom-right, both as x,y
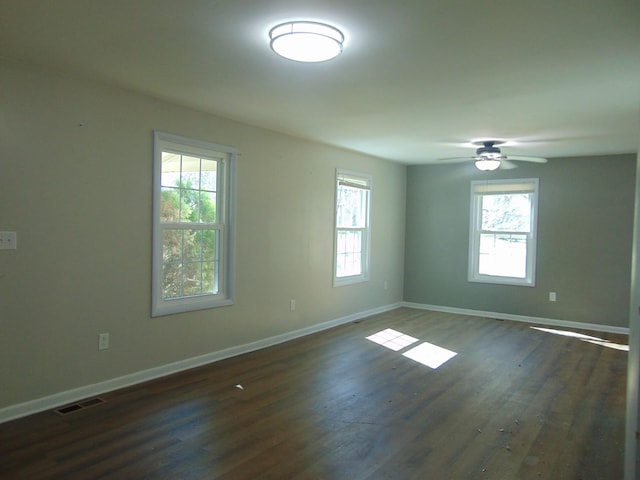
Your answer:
479,192 -> 533,233
160,224 -> 223,299
336,227 -> 365,278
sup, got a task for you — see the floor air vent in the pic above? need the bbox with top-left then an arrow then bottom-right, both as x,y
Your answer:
55,397 -> 106,415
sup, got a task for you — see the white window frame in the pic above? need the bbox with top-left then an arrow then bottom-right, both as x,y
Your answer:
152,131 -> 236,316
333,169 -> 372,287
468,178 -> 539,287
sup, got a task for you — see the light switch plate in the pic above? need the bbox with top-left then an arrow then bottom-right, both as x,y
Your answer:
0,231 -> 17,250
98,333 -> 110,350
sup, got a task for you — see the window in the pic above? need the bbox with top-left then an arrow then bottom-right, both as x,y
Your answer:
468,178 -> 539,286
152,132 -> 236,316
334,170 -> 371,286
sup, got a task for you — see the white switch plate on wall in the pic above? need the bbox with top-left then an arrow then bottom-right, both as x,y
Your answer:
98,333 -> 110,350
0,231 -> 17,250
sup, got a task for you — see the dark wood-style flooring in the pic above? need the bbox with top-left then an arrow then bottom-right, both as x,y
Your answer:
0,308 -> 628,479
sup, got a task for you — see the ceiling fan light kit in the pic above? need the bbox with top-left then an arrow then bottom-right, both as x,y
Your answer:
269,21 -> 344,63
474,158 -> 502,171
474,141 -> 504,170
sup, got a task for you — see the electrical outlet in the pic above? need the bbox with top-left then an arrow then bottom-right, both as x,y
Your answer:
98,333 -> 109,350
549,292 -> 557,302
0,231 -> 17,250
290,299 -> 296,311
383,280 -> 388,290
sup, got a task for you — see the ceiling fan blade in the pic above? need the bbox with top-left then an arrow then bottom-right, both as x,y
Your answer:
436,157 -> 473,164
506,155 -> 547,163
500,159 -> 518,170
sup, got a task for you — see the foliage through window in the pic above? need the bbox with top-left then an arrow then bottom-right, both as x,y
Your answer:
469,178 -> 538,286
334,170 -> 371,286
152,132 -> 235,316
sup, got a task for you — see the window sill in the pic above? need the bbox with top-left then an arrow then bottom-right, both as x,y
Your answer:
468,275 -> 535,287
333,276 -> 369,288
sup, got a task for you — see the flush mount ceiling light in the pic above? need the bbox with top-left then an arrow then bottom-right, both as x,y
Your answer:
269,21 -> 344,63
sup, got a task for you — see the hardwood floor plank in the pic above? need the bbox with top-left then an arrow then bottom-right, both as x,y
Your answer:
0,308 -> 627,479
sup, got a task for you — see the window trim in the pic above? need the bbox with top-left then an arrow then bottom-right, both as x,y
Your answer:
333,169 -> 372,287
468,178 -> 539,287
152,131 -> 236,316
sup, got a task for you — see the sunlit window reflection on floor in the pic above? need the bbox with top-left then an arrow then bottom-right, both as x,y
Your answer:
531,326 -> 629,352
366,328 -> 419,351
366,329 -> 457,369
402,342 -> 458,369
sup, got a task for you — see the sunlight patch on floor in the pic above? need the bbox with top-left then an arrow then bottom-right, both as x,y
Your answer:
402,342 -> 458,369
581,339 -> 629,351
531,326 -> 629,352
366,329 -> 457,368
366,328 -> 419,351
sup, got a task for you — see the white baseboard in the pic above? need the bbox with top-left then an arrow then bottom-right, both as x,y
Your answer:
4,300 -> 623,424
402,302 -> 630,335
0,302 -> 402,425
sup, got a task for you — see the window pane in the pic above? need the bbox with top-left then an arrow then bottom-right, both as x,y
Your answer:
161,152 -> 181,187
178,261 -> 217,296
202,261 -> 218,294
199,191 -> 217,223
161,187 -> 181,222
181,155 -> 201,188
161,228 -> 218,298
336,229 -> 362,277
176,188 -> 196,222
201,230 -> 218,261
481,193 -> 531,232
182,230 -> 202,261
341,253 -> 362,277
182,262 -> 203,296
162,229 -> 183,263
478,233 -> 527,278
161,154 -> 218,223
201,159 -> 218,191
162,263 -> 182,299
337,186 -> 368,228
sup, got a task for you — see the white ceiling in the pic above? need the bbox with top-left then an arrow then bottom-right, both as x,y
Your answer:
1,0 -> 638,164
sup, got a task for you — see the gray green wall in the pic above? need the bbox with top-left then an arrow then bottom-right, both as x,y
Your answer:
404,155 -> 636,328
0,60 -> 406,411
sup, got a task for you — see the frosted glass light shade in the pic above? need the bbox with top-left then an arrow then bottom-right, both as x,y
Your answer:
270,21 -> 344,62
475,159 -> 501,171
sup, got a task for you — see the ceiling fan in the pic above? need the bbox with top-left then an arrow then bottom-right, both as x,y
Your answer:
439,140 -> 547,171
